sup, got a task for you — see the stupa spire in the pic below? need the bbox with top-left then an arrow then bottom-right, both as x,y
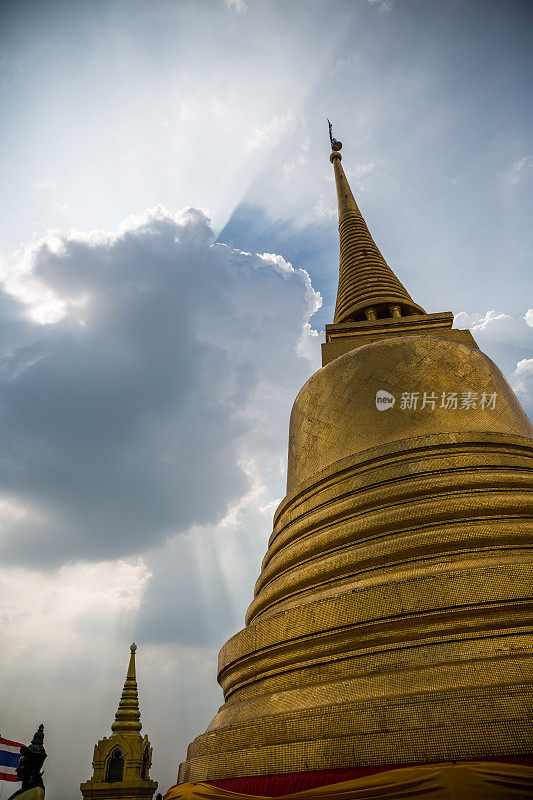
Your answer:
111,643 -> 142,734
81,643 -> 158,800
328,122 -> 425,323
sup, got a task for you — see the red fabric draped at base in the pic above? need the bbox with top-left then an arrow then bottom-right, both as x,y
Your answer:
208,766 -> 392,797
206,757 -> 533,798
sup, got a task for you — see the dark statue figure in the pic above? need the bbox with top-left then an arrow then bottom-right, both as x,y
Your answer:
8,725 -> 46,800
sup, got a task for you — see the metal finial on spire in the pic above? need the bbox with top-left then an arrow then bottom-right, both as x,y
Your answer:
327,119 -> 342,152
131,642 -> 137,653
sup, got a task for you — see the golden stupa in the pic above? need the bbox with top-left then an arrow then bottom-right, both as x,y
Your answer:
171,135 -> 533,798
81,645 -> 158,800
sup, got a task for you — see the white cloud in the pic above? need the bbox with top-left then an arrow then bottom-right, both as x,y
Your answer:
0,557 -> 151,798
507,155 -> 533,186
454,309 -> 533,416
225,0 -> 247,11
367,0 -> 394,12
32,177 -> 57,192
298,321 -> 322,367
314,196 -> 337,219
0,558 -> 150,657
511,358 -> 533,412
52,199 -> 69,214
454,309 -> 533,353
0,206 -> 320,570
281,136 -> 310,183
245,114 -> 297,154
0,203 -> 321,796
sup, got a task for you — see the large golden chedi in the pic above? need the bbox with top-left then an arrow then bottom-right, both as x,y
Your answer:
177,144 -> 533,784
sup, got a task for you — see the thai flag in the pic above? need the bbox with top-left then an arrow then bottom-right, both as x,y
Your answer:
0,737 -> 24,782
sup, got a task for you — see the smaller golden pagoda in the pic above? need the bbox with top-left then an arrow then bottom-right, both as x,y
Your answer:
81,644 -> 158,800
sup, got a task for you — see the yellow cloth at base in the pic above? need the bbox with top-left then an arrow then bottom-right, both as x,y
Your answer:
8,788 -> 45,800
164,762 -> 533,800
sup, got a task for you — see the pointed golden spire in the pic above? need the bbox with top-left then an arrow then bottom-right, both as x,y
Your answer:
328,124 -> 425,324
111,643 -> 142,734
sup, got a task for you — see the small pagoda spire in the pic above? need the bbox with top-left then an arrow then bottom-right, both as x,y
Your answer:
328,122 -> 425,324
111,643 -> 142,734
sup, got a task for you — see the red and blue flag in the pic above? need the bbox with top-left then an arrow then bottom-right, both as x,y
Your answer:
0,736 -> 24,782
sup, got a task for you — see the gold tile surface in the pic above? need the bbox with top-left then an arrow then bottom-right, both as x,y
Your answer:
177,179 -> 533,782
178,419 -> 533,781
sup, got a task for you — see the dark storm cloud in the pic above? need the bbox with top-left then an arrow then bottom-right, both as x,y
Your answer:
0,207 -> 319,567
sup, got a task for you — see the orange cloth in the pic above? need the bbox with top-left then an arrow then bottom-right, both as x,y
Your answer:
164,762 -> 533,800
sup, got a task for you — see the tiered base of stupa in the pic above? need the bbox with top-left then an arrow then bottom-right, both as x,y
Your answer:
174,335 -> 533,799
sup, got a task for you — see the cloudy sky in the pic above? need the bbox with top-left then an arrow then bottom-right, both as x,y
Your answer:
0,1 -> 532,797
